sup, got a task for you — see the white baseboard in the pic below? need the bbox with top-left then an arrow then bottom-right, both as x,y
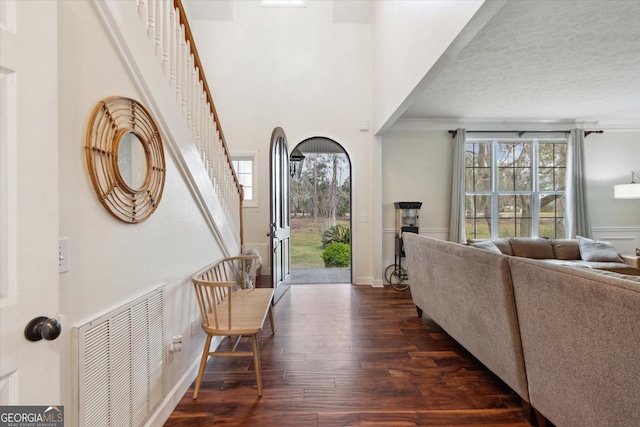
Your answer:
144,336 -> 224,427
371,279 -> 384,288
355,276 -> 373,286
144,358 -> 199,427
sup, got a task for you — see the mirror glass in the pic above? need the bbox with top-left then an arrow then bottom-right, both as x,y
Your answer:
118,132 -> 148,190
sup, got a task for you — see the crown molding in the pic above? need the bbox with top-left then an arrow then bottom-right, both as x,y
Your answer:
386,118 -> 640,133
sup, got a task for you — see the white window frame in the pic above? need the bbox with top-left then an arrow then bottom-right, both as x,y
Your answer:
231,152 -> 259,208
465,136 -> 568,239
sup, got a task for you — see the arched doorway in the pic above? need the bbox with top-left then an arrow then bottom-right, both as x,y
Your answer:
288,137 -> 352,284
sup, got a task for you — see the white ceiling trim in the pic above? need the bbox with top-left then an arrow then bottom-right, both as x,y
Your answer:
388,118 -> 607,132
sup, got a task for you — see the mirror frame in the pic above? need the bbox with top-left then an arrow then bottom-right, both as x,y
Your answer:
86,96 -> 166,223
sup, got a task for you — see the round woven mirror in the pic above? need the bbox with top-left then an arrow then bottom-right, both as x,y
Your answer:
86,96 -> 166,223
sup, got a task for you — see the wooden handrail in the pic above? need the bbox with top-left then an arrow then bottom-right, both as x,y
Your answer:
173,0 -> 240,192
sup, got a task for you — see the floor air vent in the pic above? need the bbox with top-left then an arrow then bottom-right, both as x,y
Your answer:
75,286 -> 165,427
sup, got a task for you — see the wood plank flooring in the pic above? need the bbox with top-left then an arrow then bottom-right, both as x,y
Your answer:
164,284 -> 531,426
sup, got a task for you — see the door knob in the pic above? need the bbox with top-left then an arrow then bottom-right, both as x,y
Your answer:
24,316 -> 62,342
266,223 -> 277,237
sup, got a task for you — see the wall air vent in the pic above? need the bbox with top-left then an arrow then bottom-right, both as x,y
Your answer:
75,286 -> 165,427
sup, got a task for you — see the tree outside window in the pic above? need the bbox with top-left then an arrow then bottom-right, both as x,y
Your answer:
290,153 -> 350,226
465,139 -> 567,239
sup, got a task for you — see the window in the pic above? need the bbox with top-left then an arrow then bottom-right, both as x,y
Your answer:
465,138 -> 567,239
231,152 -> 258,208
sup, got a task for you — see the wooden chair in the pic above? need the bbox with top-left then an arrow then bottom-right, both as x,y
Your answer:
191,255 -> 274,398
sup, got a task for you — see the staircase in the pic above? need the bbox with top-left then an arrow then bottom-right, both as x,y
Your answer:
93,0 -> 243,254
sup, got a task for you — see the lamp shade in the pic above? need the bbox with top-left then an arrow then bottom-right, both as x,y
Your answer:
614,183 -> 640,199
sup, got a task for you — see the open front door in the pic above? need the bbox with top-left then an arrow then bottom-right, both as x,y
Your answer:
268,128 -> 291,303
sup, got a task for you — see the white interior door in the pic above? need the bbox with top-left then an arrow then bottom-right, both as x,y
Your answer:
0,0 -> 60,404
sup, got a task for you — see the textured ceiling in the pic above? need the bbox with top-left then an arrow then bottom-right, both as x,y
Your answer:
400,0 -> 640,128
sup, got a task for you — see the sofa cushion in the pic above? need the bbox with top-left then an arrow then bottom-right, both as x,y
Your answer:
586,268 -> 640,281
492,238 -> 514,256
509,237 -> 555,259
551,239 -> 581,260
577,235 -> 624,263
470,240 -> 502,254
467,238 -> 513,255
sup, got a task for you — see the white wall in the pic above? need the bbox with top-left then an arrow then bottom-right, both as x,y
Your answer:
381,130 -> 452,274
188,1 -> 376,284
58,1 -> 224,423
585,131 -> 640,253
371,0 -> 485,134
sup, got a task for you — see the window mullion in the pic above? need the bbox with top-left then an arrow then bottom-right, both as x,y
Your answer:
491,140 -> 499,238
531,139 -> 539,237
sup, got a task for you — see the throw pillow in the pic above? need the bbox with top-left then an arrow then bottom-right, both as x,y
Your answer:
509,237 -> 555,259
470,240 -> 502,254
467,238 -> 512,255
577,236 -> 624,263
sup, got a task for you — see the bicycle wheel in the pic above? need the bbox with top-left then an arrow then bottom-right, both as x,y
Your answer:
384,264 -> 396,283
390,267 -> 409,291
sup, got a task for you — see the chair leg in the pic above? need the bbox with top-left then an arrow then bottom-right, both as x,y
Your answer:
268,305 -> 275,335
252,334 -> 263,397
193,334 -> 212,400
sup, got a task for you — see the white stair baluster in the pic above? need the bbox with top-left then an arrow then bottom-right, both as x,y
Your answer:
169,5 -> 177,89
185,47 -> 192,127
209,120 -> 215,183
196,81 -> 202,158
137,0 -> 148,23
162,0 -> 170,75
154,0 -> 163,59
201,98 -> 207,166
174,16 -> 182,100
190,65 -> 198,141
147,0 -> 156,43
181,36 -> 188,117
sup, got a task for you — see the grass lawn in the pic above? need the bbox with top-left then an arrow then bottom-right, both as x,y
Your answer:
291,217 -> 350,269
466,212 -> 564,239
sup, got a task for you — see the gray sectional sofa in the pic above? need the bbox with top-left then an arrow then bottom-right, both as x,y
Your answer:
403,233 -> 640,427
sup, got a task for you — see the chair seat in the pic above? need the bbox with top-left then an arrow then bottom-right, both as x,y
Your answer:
204,288 -> 274,335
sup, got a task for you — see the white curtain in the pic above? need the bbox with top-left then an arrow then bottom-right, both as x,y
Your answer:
449,128 -> 466,243
566,129 -> 592,238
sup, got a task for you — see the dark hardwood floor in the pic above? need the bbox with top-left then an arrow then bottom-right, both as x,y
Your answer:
164,284 -> 531,426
